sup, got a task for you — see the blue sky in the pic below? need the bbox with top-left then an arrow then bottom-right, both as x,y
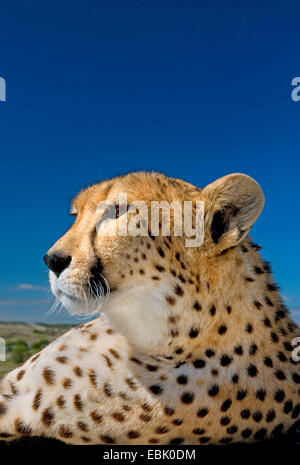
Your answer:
0,1 -> 299,324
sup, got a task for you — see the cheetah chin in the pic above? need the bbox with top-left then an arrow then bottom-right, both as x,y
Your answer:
0,171 -> 299,445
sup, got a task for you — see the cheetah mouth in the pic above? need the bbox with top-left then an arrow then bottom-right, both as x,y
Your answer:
56,285 -> 111,317
48,265 -> 113,316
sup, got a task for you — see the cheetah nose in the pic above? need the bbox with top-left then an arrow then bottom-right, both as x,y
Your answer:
43,253 -> 71,277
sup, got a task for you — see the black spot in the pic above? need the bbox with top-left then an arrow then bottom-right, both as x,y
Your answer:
220,355 -> 232,367
267,283 -> 279,291
166,295 -> 175,305
266,409 -> 276,422
193,359 -> 206,369
220,437 -> 233,444
193,428 -> 206,435
292,373 -> 300,384
241,428 -> 252,438
241,409 -> 250,419
149,385 -> 163,395
292,404 -> 300,419
264,357 -> 273,368
196,408 -> 209,420
227,425 -> 238,435
246,323 -> 253,333
193,301 -> 201,311
249,344 -> 258,356
157,247 -> 165,258
234,345 -> 243,355
208,384 -> 219,397
274,389 -> 285,403
254,300 -> 262,309
247,364 -> 258,377
263,317 -> 271,327
181,392 -> 194,404
169,437 -> 184,444
199,436 -> 211,444
251,241 -> 262,250
254,428 -> 267,440
283,341 -> 293,351
156,265 -> 165,272
205,349 -> 215,358
254,266 -> 264,274
177,375 -> 188,385
231,374 -> 239,384
189,328 -> 199,338
283,401 -> 293,414
256,389 -> 266,401
210,306 -> 216,316
275,370 -> 286,381
270,332 -> 279,343
275,309 -> 286,321
218,325 -> 227,335
271,424 -> 284,436
155,426 -> 169,435
174,285 -> 184,296
277,352 -> 287,362
221,399 -> 232,412
253,411 -> 263,423
173,419 -> 183,426
227,306 -> 232,314
164,407 -> 174,416
220,416 -> 231,426
264,296 -> 274,306
236,390 -> 247,401
128,429 -> 141,439
176,274 -> 185,284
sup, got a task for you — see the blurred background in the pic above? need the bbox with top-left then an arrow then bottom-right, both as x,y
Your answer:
0,1 -> 299,371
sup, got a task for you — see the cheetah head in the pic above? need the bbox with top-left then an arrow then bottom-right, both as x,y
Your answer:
45,172 -> 264,352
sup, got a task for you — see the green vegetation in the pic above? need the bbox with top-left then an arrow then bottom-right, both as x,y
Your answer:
0,322 -> 74,375
8,338 -> 50,364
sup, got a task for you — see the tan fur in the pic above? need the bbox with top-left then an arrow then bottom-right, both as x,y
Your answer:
0,172 -> 299,445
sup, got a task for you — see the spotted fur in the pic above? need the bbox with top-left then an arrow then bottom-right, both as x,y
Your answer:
0,172 -> 299,445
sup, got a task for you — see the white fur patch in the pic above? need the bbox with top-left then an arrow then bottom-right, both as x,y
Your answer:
101,282 -> 172,352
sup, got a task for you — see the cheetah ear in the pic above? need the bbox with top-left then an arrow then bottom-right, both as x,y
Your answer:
202,173 -> 265,250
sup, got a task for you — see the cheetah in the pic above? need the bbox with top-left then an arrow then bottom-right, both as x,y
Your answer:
0,171 -> 299,445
